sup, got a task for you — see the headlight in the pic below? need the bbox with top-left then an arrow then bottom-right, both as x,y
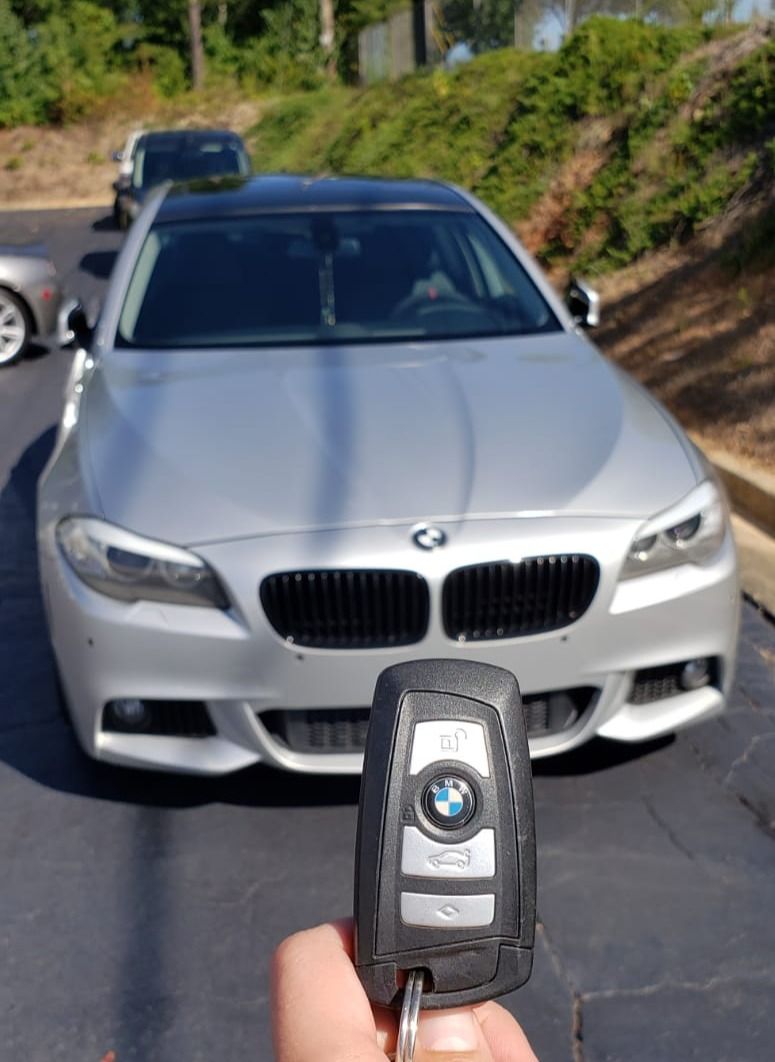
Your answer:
620,480 -> 727,580
56,517 -> 229,608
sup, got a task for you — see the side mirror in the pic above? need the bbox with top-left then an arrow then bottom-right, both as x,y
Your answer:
112,149 -> 124,162
57,298 -> 94,350
565,277 -> 600,328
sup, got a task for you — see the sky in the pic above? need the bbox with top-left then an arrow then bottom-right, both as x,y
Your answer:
534,0 -> 773,49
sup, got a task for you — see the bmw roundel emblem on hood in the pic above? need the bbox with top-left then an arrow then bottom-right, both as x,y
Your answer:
413,524 -> 446,550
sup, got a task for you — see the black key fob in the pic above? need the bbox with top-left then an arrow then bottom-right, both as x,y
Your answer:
354,659 -> 536,1009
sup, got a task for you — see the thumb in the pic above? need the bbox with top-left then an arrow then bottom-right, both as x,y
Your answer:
413,1007 -> 496,1062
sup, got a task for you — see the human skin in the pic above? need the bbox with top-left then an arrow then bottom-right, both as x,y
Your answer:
271,920 -> 538,1062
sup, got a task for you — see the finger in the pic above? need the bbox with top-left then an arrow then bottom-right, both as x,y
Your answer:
474,1002 -> 538,1062
414,1006 -> 497,1062
374,1005 -> 399,1056
414,1003 -> 537,1062
271,920 -> 385,1062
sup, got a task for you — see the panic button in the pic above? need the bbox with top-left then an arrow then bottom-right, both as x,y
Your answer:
409,720 -> 490,777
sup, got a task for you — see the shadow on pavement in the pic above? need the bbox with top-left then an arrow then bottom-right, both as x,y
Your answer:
91,213 -> 118,233
20,340 -> 53,363
532,734 -> 674,777
79,249 -> 118,279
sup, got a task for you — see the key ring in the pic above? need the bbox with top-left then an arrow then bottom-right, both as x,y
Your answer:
396,969 -> 423,1062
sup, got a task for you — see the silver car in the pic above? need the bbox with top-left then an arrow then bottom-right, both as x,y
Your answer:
0,244 -> 61,366
37,176 -> 739,775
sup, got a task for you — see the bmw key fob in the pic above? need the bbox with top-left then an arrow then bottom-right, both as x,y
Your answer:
354,659 -> 536,1009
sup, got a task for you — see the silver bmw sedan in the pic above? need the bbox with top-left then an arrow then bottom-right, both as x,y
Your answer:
37,176 -> 739,775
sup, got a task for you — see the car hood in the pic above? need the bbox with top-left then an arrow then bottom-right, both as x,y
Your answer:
84,333 -> 698,545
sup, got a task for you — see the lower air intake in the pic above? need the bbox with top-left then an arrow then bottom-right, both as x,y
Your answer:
102,700 -> 215,737
630,659 -> 717,705
260,689 -> 597,754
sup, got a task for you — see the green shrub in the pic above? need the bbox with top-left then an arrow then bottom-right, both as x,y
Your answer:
239,0 -> 323,92
251,89 -> 345,171
203,23 -> 242,86
251,17 -> 718,240
0,0 -> 49,126
135,44 -> 188,98
37,1 -> 126,121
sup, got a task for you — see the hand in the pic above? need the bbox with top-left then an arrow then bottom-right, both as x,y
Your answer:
272,920 -> 537,1062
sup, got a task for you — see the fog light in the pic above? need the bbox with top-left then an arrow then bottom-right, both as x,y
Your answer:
110,698 -> 150,728
680,659 -> 710,691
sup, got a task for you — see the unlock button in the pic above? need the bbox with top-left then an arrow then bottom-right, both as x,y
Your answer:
409,719 -> 490,777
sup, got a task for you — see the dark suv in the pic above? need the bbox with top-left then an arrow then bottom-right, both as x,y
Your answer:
114,129 -> 251,230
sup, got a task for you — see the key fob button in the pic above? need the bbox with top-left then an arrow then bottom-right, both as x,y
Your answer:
409,719 -> 490,777
400,892 -> 496,929
401,826 -> 496,879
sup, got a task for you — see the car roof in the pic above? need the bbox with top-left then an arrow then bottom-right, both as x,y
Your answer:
155,174 -> 472,222
139,129 -> 245,149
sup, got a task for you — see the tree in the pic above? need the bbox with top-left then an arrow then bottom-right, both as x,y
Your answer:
544,1 -> 647,36
677,0 -> 735,21
0,0 -> 48,124
441,0 -> 525,49
320,0 -> 335,73
188,0 -> 205,88
514,0 -> 547,48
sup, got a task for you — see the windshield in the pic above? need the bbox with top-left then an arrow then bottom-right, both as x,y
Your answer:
117,210 -> 560,348
133,139 -> 249,190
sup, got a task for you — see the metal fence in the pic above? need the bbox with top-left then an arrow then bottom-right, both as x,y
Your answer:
358,0 -> 774,82
358,2 -> 441,84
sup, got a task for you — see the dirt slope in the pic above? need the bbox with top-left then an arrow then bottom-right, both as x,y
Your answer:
593,195 -> 774,468
0,88 -> 261,209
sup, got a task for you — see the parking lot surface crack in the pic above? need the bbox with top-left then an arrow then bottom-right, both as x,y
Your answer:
571,993 -> 584,1062
536,921 -> 584,1062
642,797 -> 695,861
723,732 -> 773,788
580,971 -> 775,1002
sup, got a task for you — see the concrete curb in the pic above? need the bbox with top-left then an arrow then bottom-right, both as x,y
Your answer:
691,438 -> 775,618
0,199 -> 111,213
731,515 -> 775,619
702,446 -> 775,540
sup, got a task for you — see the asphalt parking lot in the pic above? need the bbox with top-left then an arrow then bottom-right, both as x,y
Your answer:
1,208 -> 774,1062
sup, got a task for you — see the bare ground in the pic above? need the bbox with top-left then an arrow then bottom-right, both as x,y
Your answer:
592,195 -> 775,470
0,81 -> 263,209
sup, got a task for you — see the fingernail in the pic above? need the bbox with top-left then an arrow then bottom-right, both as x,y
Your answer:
419,1009 -> 479,1053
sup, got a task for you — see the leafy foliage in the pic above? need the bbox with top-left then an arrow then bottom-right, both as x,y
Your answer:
0,0 -> 48,125
36,0 -> 126,121
0,0 -> 125,124
250,18 -> 774,272
2,0 -> 771,283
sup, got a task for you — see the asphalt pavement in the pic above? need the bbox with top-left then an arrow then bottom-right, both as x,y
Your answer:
1,208 -> 774,1062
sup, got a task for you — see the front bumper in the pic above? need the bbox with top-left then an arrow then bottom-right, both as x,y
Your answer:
38,514 -> 740,775
27,278 -> 62,337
